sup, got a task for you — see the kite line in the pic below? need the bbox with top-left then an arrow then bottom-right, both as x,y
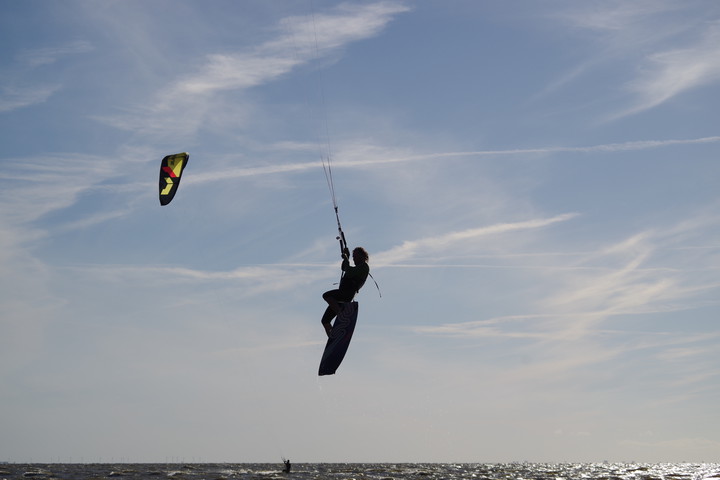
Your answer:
308,3 -> 380,297
322,155 -> 348,257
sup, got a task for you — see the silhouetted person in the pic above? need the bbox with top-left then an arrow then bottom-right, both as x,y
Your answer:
321,247 -> 369,336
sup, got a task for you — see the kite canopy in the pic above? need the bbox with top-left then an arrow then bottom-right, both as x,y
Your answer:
159,152 -> 189,205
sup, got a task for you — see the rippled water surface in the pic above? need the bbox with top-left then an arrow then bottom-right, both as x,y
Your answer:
1,462 -> 719,480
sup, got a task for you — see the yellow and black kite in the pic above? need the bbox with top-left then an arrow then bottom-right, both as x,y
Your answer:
159,152 -> 189,206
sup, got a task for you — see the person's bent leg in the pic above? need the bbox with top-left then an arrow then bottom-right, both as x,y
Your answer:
320,305 -> 336,337
321,290 -> 341,337
321,289 -> 355,337
323,289 -> 342,315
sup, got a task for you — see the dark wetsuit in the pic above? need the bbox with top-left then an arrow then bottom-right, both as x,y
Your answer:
321,257 -> 369,326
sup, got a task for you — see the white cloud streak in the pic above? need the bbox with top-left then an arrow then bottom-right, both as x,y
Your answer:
63,263 -> 333,299
557,1 -> 684,33
60,213 -> 578,298
554,1 -> 720,118
411,214 -> 720,352
102,1 -> 410,138
175,2 -> 409,95
333,135 -> 720,164
0,41 -> 94,112
0,84 -> 61,112
395,208 -> 720,402
185,135 -> 720,187
16,40 -> 95,67
373,214 -> 579,266
621,24 -> 720,116
0,153 -> 117,225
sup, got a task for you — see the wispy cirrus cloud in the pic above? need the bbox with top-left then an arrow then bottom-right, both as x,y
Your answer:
0,41 -> 93,112
412,213 -> 720,344
16,40 -> 94,67
552,1 -> 720,118
4,132 -> 712,246
374,214 -> 578,266
619,23 -> 720,117
331,135 -> 720,164
184,135 -> 720,187
63,263 -> 333,299
60,213 -> 577,298
101,1 -> 410,138
175,2 -> 410,96
556,1 -> 685,34
0,153 -> 118,225
411,314 -> 557,340
0,84 -> 61,112
404,214 -> 720,398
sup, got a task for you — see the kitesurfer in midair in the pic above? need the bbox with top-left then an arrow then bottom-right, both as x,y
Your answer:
321,247 -> 370,336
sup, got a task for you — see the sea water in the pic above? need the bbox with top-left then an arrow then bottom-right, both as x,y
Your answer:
1,462 -> 718,480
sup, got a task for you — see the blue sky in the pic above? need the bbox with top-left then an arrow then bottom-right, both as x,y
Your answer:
1,0 -> 719,464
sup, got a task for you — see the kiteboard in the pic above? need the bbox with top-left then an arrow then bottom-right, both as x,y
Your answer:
318,301 -> 358,376
159,152 -> 189,205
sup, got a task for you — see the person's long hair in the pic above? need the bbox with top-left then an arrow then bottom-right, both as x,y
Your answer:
353,247 -> 369,263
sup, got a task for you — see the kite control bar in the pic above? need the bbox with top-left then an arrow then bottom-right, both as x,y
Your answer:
337,234 -> 348,257
334,202 -> 382,297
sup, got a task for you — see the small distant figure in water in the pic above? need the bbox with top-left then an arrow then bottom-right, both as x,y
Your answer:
282,459 -> 291,473
321,247 -> 370,337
